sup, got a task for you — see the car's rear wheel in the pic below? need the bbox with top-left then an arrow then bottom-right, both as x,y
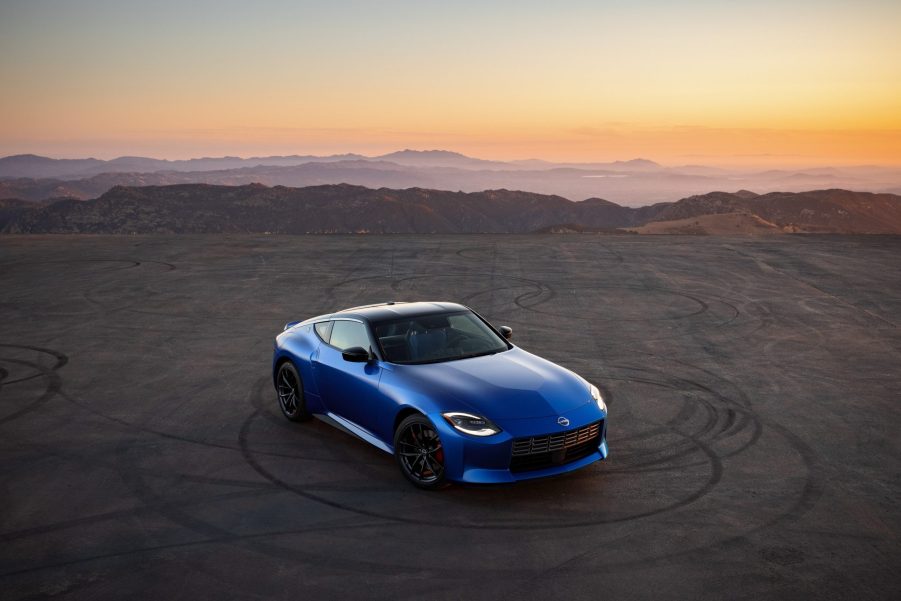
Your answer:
275,361 -> 310,422
394,414 -> 448,489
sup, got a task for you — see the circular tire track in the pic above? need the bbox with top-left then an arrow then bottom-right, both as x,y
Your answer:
0,344 -> 68,425
237,370 -> 733,530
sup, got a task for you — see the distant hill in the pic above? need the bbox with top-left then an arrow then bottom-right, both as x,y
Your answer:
632,212 -> 782,235
0,154 -> 107,179
0,160 -> 706,205
374,149 -> 509,169
0,161 -> 437,202
2,184 -> 899,235
3,151 -> 901,206
1,184 -> 658,234
0,153 -> 369,178
0,150 -> 510,179
0,198 -> 34,231
646,189 -> 901,234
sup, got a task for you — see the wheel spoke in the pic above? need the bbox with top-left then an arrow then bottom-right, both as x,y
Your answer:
418,456 -> 430,477
277,367 -> 302,416
411,454 -> 424,474
399,423 -> 444,483
426,454 -> 443,474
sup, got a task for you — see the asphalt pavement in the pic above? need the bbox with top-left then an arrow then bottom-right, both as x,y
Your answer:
1,234 -> 899,600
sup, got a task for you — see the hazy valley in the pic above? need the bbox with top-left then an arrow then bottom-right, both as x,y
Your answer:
3,150 -> 901,207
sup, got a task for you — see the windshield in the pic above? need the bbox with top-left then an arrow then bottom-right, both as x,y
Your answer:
372,311 -> 510,365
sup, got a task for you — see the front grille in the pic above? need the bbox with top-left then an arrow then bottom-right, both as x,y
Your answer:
510,420 -> 602,472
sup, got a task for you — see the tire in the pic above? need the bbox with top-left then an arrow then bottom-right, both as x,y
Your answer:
394,414 -> 449,490
275,361 -> 311,422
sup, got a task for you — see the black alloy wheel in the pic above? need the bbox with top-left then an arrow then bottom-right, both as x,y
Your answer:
276,362 -> 310,422
394,414 -> 448,489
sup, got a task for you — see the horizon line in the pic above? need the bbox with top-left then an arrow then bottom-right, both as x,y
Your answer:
3,150 -> 901,170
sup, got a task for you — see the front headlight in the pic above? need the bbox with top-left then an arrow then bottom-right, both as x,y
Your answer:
442,412 -> 501,436
589,383 -> 607,413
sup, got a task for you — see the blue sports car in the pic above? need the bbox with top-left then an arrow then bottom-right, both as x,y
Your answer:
272,301 -> 608,489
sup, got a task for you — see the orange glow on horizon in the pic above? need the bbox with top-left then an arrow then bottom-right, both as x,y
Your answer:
0,1 -> 899,167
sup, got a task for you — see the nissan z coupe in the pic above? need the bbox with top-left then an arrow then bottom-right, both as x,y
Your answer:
272,301 -> 608,489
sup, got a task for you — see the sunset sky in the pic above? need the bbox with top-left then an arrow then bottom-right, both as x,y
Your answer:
1,0 -> 899,166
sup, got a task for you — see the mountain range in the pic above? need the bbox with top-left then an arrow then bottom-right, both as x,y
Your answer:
3,184 -> 899,235
0,150 -> 662,178
2,150 -> 900,207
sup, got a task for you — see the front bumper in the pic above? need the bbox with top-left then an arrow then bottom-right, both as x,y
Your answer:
430,401 -> 608,484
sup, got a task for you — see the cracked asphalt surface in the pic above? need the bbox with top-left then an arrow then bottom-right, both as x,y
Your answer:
1,234 -> 899,600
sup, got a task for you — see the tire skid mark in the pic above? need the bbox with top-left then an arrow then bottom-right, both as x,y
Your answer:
0,237 -> 849,586
516,412 -> 825,573
1,432 -> 283,494
111,430 -> 420,581
0,344 -> 68,384
0,345 -> 66,425
513,283 -> 711,323
5,259 -> 141,272
598,357 -> 764,470
0,488 -> 278,544
58,388 -> 376,464
241,403 -> 726,530
241,377 -> 726,530
0,518 -> 387,579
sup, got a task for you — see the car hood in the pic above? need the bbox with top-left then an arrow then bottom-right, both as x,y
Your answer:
391,347 -> 591,419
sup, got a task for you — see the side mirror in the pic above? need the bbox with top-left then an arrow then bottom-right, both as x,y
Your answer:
342,346 -> 371,362
498,326 -> 513,340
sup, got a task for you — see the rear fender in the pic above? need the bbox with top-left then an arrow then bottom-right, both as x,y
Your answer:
273,324 -> 324,411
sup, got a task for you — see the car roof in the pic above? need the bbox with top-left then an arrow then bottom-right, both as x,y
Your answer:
332,301 -> 468,323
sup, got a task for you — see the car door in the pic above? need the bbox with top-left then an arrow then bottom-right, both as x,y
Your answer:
314,318 -> 384,435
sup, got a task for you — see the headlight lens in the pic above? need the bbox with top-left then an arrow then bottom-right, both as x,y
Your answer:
589,383 -> 607,412
442,412 -> 501,436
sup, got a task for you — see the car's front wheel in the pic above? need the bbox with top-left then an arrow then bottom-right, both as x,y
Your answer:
394,414 -> 448,489
275,361 -> 311,422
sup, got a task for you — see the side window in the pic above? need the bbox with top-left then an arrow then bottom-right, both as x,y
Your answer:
329,320 -> 371,351
314,320 -> 333,343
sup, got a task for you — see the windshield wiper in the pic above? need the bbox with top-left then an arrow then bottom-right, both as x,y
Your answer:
396,347 -> 507,365
456,348 -> 505,361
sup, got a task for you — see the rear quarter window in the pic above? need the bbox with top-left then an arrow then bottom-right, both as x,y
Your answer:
314,321 -> 333,343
